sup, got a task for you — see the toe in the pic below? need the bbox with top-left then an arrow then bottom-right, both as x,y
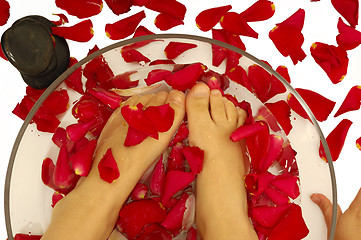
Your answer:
210,89 -> 227,124
146,91 -> 168,106
135,93 -> 156,106
186,83 -> 211,124
166,90 -> 186,124
223,98 -> 238,124
236,108 -> 247,127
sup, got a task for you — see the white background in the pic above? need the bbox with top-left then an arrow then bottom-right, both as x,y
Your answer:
1,0 -> 361,239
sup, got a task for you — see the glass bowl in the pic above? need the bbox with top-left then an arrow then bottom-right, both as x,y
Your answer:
5,34 -> 337,240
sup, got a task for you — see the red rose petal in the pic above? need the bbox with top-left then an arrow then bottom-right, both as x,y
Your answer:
227,32 -> 246,50
331,0 -> 359,28
164,42 -> 197,60
99,71 -> 139,90
169,122 -> 189,146
200,70 -> 229,91
42,157 -> 56,190
121,103 -> 158,137
230,121 -> 267,142
275,65 -> 291,83
240,0 -> 275,22
39,89 -> 69,115
226,51 -> 242,73
260,134 -> 284,171
53,146 -> 77,190
83,54 -> 114,86
168,143 -> 186,172
165,62 -> 205,91
335,85 -> 361,117
55,0 -> 103,18
145,0 -> 186,20
98,148 -> 120,183
133,0 -> 149,6
161,192 -> 189,233
130,182 -> 149,200
51,19 -> 94,42
252,204 -> 290,228
51,191 -> 64,208
121,47 -> 151,63
149,59 -> 176,66
117,199 -> 166,239
14,234 -> 42,240
278,141 -> 298,176
124,126 -> 150,146
33,114 -> 61,133
104,0 -> 132,15
265,186 -> 289,205
161,171 -> 195,205
181,146 -> 204,176
246,123 -> 270,171
145,69 -> 172,86
0,0 -> 10,26
256,106 -> 281,133
12,95 -> 34,121
52,13 -> 69,26
269,9 -> 306,64
286,93 -> 308,120
186,227 -> 197,240
66,119 -> 97,143
52,127 -> 75,153
220,12 -> 259,38
105,10 -> 146,40
211,29 -> 229,67
133,25 -> 155,37
154,13 -> 184,31
356,137 -> 361,150
310,42 -> 349,84
337,18 -> 361,50
150,156 -> 166,196
226,65 -> 252,91
69,139 -> 97,177
244,172 -> 275,195
319,119 -> 352,162
144,103 -> 175,132
195,5 -> 232,32
267,203 -> 309,240
247,64 -> 272,102
65,57 -> 84,94
72,95 -> 103,122
136,223 -> 172,240
265,101 -> 292,135
88,87 -> 122,109
272,174 -> 300,199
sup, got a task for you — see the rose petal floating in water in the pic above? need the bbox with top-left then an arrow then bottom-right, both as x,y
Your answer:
165,62 -> 205,91
98,148 -> 120,183
121,47 -> 151,63
14,234 -> 43,240
88,87 -> 122,109
55,0 -> 103,18
331,0 -> 359,28
53,146 -> 77,190
240,0 -> 275,22
168,143 -> 186,172
161,171 -> 194,205
319,119 -> 353,162
130,182 -> 149,200
52,127 -> 75,153
164,42 -> 197,59
66,119 -> 97,143
251,204 -> 290,228
310,42 -> 349,84
161,192 -> 189,234
337,18 -> 361,50
181,146 -> 204,176
195,5 -> 232,32
64,57 -> 84,94
69,139 -> 97,177
150,155 -> 166,196
144,69 -> 172,86
117,199 -> 166,239
105,10 -> 146,40
265,101 -> 292,135
99,71 -> 139,91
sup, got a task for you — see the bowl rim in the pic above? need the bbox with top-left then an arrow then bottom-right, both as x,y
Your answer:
4,33 -> 337,240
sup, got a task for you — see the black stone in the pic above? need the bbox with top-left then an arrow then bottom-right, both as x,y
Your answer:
1,15 -> 70,89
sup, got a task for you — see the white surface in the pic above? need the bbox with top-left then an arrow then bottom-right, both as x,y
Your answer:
0,0 -> 361,239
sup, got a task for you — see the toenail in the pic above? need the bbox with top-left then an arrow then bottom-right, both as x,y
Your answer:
193,84 -> 209,97
211,89 -> 221,95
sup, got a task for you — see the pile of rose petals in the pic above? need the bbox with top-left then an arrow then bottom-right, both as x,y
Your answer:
7,0 -> 361,239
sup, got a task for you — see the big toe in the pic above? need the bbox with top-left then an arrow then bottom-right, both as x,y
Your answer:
186,83 -> 211,124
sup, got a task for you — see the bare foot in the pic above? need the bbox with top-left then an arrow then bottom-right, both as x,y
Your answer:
186,83 -> 257,240
44,90 -> 185,240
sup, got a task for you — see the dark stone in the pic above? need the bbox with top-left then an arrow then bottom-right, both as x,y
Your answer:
1,15 -> 70,89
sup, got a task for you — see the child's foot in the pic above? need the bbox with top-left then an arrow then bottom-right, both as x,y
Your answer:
186,83 -> 257,240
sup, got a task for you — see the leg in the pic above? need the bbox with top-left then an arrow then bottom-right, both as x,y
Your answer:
42,90 -> 185,240
186,83 -> 257,240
